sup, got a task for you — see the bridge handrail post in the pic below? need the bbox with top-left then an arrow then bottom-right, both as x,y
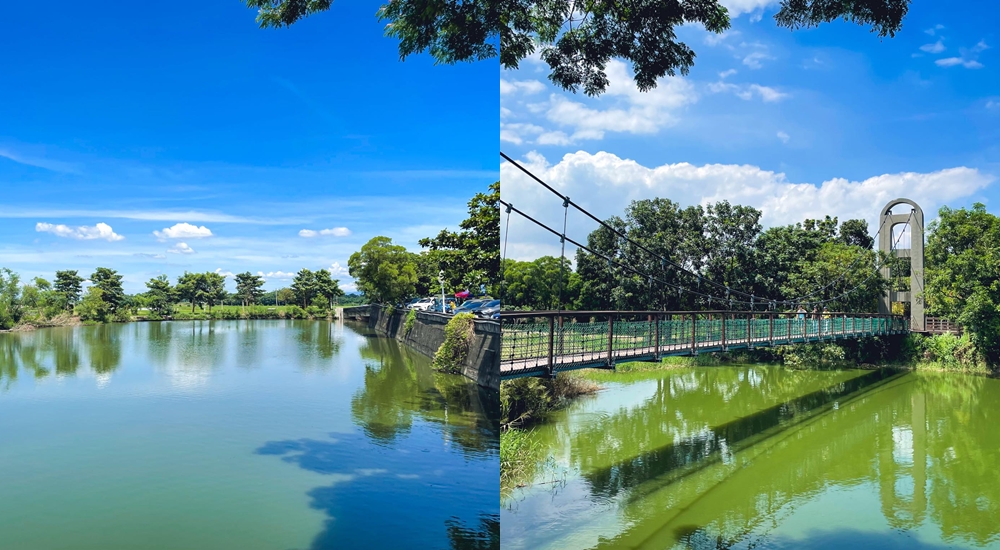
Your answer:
746,312 -> 752,349
653,314 -> 660,359
607,314 -> 615,368
721,312 -> 727,351
547,315 -> 555,377
769,313 -> 774,347
691,312 -> 697,354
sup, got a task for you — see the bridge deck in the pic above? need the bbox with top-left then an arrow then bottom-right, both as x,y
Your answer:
500,313 -> 908,380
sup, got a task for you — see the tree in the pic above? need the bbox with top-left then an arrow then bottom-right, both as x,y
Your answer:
348,236 -> 419,305
90,267 -> 126,316
176,272 -> 209,312
291,269 -> 318,308
276,287 -> 295,306
0,268 -> 22,329
839,219 -> 875,249
33,277 -> 52,292
420,182 -> 500,292
247,0 -> 907,96
145,275 -> 176,317
502,256 -> 579,310
235,272 -> 266,309
76,287 -> 108,322
925,204 -> 1000,367
54,270 -> 84,309
204,272 -> 228,313
314,269 -> 345,309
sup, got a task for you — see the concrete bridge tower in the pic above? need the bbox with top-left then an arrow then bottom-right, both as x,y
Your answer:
878,198 -> 924,332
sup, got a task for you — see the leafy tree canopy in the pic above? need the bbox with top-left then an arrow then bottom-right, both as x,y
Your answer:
348,236 -> 419,305
246,0 -> 908,95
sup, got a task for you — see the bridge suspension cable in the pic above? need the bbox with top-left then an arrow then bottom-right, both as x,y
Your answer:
501,151 -> 900,309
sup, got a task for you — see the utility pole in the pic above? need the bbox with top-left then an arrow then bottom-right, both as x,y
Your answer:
438,270 -> 446,314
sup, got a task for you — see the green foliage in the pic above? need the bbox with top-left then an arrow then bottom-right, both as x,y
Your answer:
571,197 -> 879,312
284,305 -> 308,319
348,236 -> 419,305
500,428 -> 541,501
0,268 -> 23,329
432,312 -> 476,373
502,256 -> 579,310
234,272 -> 266,308
908,333 -> 985,373
90,267 -> 126,316
54,270 -> 84,308
925,203 -> 1000,367
203,272 -> 227,312
246,2 -> 905,97
75,287 -> 108,322
420,182 -> 500,293
404,309 -> 416,334
144,274 -> 176,317
313,268 -> 344,308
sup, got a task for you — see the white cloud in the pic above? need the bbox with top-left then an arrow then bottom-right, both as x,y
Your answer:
214,268 -> 235,278
36,222 -> 124,242
934,41 -> 988,69
987,99 -> 1000,110
936,57 -> 983,69
501,59 -> 697,145
537,131 -> 573,146
742,51 -> 772,69
720,0 -> 775,17
298,227 -> 352,238
500,151 -> 994,260
257,270 -> 296,279
134,253 -> 166,259
154,222 -> 213,240
500,122 -> 545,145
328,262 -> 349,276
920,40 -> 945,54
750,84 -> 788,102
167,242 -> 195,254
925,24 -> 945,36
500,79 -> 546,95
777,131 -> 790,144
719,69 -> 738,79
708,82 -> 788,102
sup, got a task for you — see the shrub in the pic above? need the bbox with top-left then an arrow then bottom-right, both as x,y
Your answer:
432,313 -> 475,373
285,305 -> 308,319
404,309 -> 417,334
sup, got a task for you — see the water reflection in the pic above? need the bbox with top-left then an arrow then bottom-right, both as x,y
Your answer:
508,367 -> 1000,549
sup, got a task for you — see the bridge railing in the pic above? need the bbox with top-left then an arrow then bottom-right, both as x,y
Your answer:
500,311 -> 909,378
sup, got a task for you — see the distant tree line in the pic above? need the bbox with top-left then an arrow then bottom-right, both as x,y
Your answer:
348,181 -> 499,305
0,266 -> 358,329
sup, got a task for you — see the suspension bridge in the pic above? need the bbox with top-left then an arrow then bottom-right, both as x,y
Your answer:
499,152 -> 928,381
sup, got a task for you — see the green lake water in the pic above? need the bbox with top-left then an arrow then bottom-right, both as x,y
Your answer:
501,366 -> 1000,549
0,320 -> 499,550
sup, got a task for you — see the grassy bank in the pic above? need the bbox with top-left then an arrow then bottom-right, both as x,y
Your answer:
500,428 -> 542,500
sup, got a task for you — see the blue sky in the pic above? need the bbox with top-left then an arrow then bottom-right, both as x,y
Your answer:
501,0 -> 1000,260
0,1 -> 497,292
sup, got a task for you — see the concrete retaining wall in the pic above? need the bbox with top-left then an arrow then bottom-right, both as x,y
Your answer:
366,305 -> 499,392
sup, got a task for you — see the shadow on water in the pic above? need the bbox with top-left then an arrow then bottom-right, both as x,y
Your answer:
672,525 -> 956,550
584,368 -> 903,500
258,331 -> 499,550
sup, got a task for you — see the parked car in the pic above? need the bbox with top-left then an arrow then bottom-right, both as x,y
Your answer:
403,298 -> 421,309
409,297 -> 435,311
454,299 -> 487,314
473,300 -> 500,318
